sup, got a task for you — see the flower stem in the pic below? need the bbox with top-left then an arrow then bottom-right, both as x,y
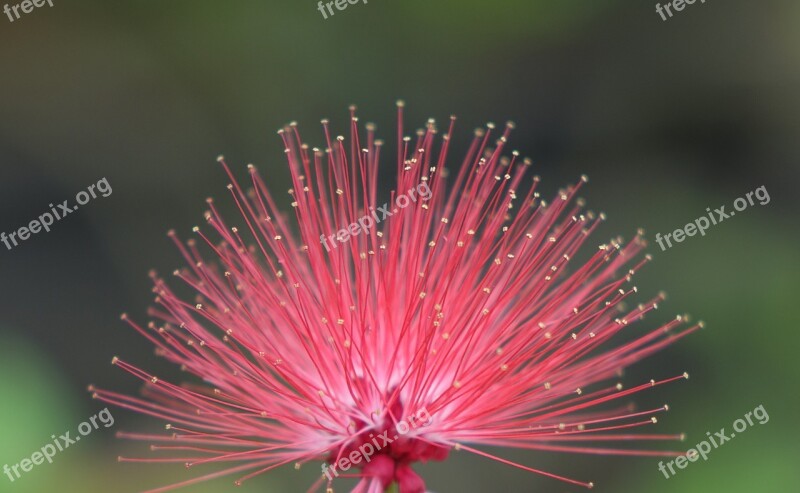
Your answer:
385,483 -> 398,493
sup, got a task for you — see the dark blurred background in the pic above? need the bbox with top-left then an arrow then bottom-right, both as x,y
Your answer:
1,1 -> 798,492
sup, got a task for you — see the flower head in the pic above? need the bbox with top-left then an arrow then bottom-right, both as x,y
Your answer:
93,103 -> 699,493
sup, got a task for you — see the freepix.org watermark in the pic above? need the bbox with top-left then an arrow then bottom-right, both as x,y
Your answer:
321,407 -> 433,480
3,0 -> 54,23
320,181 -> 431,252
657,404 -> 769,479
655,0 -> 709,22
1,177 -> 112,252
316,0 -> 367,20
654,185 -> 769,251
3,408 -> 115,483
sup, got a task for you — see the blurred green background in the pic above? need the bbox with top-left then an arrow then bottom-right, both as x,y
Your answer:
1,0 -> 798,492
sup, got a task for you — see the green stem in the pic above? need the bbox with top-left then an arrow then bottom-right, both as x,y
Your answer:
385,483 -> 398,493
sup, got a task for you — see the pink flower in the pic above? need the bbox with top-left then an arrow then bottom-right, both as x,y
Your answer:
92,103 -> 699,492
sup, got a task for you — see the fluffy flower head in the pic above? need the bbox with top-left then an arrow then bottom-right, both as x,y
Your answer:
93,103 -> 698,493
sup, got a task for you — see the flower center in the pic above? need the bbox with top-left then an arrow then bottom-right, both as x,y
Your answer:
325,404 -> 448,493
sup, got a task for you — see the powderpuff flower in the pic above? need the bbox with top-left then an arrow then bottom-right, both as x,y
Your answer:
91,103 -> 700,493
